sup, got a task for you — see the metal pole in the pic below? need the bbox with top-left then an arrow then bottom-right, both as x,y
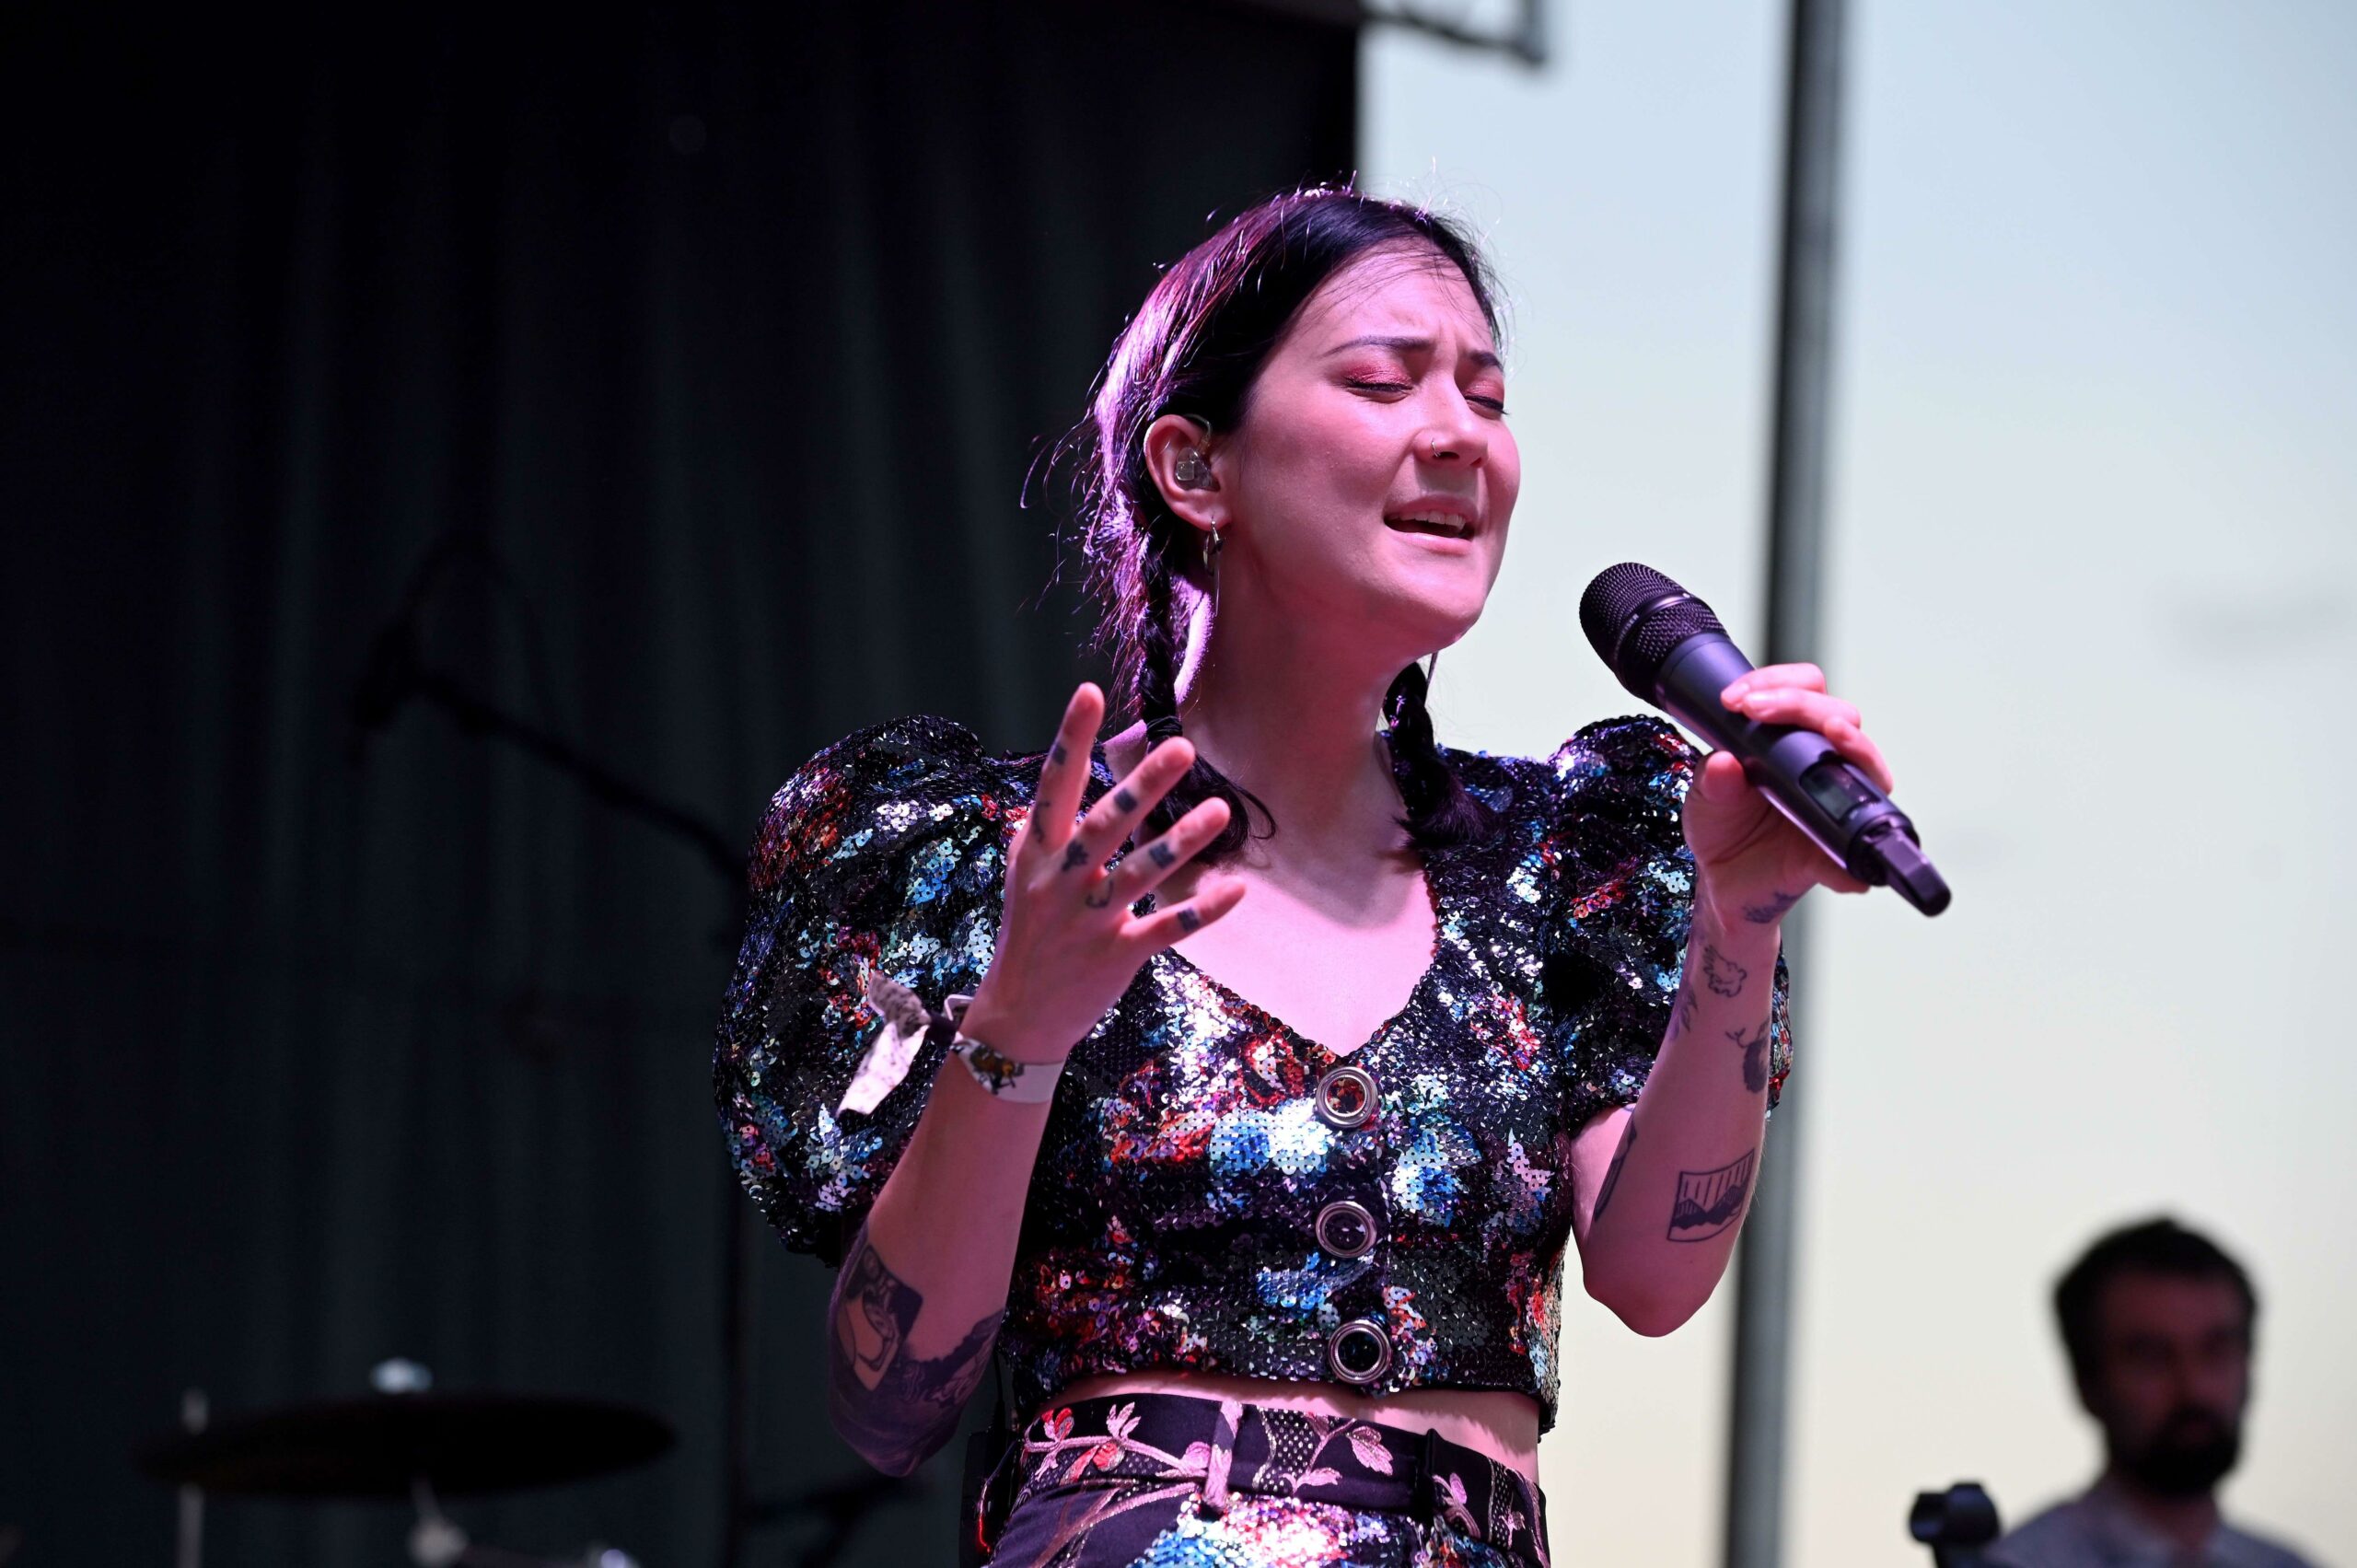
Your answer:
176,1389 -> 207,1568
1726,1 -> 1846,1566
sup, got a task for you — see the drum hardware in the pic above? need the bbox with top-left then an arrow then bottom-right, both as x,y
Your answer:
137,1361 -> 671,1568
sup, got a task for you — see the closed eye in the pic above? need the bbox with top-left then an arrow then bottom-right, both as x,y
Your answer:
1347,377 -> 1506,409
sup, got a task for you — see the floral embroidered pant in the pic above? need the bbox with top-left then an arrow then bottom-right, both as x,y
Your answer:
983,1393 -> 1550,1568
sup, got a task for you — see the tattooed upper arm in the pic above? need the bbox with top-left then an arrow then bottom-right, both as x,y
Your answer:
826,1223 -> 1004,1476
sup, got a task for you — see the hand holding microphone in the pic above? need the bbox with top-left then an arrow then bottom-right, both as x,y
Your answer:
1581,563 -> 1950,920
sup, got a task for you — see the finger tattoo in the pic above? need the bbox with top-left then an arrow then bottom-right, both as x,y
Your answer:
1061,841 -> 1091,873
1175,906 -> 1202,934
1148,841 -> 1176,869
1085,884 -> 1113,908
1049,740 -> 1068,766
1115,787 -> 1138,812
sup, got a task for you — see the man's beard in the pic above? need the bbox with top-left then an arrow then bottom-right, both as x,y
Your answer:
2112,1406 -> 2243,1498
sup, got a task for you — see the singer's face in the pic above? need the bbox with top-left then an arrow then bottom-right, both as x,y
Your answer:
1221,245 -> 1518,653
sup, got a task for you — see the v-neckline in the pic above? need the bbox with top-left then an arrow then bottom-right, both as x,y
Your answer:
1086,740 -> 1446,1063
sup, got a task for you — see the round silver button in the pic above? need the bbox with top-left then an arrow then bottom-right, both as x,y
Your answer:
1314,1064 -> 1378,1130
1314,1199 -> 1377,1260
1327,1318 -> 1393,1386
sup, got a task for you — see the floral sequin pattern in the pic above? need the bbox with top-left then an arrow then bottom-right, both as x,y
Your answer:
714,712 -> 1792,1435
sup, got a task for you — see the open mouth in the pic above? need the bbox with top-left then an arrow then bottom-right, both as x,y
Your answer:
1383,511 -> 1474,540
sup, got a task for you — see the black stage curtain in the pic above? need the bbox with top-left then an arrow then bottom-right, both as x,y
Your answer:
0,5 -> 1353,1562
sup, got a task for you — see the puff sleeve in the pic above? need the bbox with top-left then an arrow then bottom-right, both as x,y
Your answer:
713,714 -> 1019,1265
1536,716 -> 1793,1131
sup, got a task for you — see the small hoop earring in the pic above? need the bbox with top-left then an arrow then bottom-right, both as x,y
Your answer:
1425,436 -> 1456,462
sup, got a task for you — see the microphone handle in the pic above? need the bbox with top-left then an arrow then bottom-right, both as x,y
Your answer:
1651,634 -> 1951,916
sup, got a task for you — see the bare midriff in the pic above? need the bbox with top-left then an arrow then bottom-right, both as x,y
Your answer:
1039,1368 -> 1540,1484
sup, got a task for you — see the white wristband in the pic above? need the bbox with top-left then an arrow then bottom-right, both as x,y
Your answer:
948,1033 -> 1064,1103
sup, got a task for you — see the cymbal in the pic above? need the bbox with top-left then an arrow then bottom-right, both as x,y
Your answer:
136,1392 -> 674,1498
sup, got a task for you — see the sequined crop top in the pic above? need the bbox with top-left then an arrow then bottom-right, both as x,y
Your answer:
714,714 -> 1791,1434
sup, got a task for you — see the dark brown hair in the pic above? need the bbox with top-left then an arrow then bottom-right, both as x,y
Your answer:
2054,1216 -> 2257,1393
1071,186 -> 1504,863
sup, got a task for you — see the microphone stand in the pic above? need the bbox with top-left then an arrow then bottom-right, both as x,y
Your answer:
348,530 -> 861,1568
742,1472 -> 923,1568
1910,1482 -> 2003,1568
347,533 -> 741,888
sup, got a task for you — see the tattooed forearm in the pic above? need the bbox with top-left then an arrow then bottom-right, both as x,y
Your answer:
1666,1151 -> 1756,1243
1701,944 -> 1748,998
1666,983 -> 1698,1042
827,1223 -> 1004,1475
1594,1121 -> 1638,1223
1727,1019 -> 1771,1095
1742,889 -> 1802,924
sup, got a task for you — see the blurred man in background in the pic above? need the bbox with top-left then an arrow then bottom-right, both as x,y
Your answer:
1991,1217 -> 2318,1568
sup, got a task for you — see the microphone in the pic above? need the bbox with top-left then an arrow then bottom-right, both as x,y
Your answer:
1579,562 -> 1950,916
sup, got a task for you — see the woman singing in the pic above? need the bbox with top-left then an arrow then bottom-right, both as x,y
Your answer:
715,188 -> 1894,1567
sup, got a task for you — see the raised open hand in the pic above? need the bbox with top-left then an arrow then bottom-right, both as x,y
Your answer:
1679,662 -> 1898,928
957,683 -> 1248,1063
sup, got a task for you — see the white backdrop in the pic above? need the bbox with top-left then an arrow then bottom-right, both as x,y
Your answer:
1364,4 -> 2357,1564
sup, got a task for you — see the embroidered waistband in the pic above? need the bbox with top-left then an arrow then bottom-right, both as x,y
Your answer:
1003,1390 -> 1550,1567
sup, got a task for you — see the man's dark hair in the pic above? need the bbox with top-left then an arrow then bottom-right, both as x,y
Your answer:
2054,1216 -> 2258,1391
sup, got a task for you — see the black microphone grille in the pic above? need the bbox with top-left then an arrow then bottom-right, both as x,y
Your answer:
1579,562 -> 1727,694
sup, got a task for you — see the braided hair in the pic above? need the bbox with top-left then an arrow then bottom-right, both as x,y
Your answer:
1070,186 -> 1502,865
